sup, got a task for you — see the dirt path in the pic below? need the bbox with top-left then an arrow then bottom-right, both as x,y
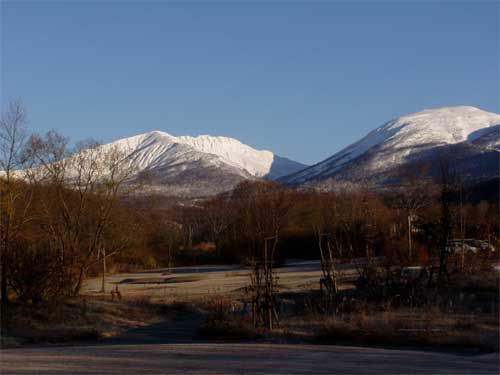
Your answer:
2,343 -> 498,374
102,311 -> 204,345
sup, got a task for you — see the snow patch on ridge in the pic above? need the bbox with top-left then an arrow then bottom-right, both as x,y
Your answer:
102,130 -> 304,179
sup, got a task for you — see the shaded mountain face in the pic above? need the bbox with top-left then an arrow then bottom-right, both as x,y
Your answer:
97,131 -> 306,196
280,106 -> 500,188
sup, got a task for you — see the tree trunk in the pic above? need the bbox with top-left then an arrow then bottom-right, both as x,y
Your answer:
407,212 -> 412,259
73,266 -> 86,297
101,248 -> 107,293
1,212 -> 10,327
0,249 -> 8,326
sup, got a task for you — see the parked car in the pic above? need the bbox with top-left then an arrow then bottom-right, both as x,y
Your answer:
446,239 -> 495,254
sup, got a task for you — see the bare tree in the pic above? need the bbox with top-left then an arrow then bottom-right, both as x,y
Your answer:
392,166 -> 430,261
205,196 -> 230,258
312,193 -> 339,315
73,143 -> 136,294
0,100 -> 30,324
25,133 -> 135,296
234,181 -> 291,329
437,157 -> 455,288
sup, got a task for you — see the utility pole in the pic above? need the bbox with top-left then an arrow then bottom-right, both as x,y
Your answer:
263,234 -> 278,330
459,183 -> 465,272
408,212 -> 412,260
100,247 -> 107,293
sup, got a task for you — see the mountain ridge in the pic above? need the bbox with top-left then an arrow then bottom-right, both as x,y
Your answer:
92,130 -> 306,196
280,106 -> 500,187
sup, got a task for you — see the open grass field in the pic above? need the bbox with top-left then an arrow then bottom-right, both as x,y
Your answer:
82,260 -> 364,303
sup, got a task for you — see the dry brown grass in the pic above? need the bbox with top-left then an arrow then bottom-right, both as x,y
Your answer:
297,309 -> 500,352
1,296 -> 165,347
198,315 -> 260,340
197,296 -> 261,341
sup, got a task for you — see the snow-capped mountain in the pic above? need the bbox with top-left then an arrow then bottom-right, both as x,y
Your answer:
100,131 -> 306,196
281,106 -> 500,187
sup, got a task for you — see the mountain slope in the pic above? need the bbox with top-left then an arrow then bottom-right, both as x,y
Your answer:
281,106 -> 500,186
100,130 -> 306,196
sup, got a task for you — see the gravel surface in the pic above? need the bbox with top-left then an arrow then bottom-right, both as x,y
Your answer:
1,343 -> 498,374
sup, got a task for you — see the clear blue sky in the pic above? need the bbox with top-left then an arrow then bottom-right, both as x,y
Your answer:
1,1 -> 498,165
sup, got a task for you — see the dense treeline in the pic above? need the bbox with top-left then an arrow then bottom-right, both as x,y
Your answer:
179,178 -> 497,266
1,102 -> 498,328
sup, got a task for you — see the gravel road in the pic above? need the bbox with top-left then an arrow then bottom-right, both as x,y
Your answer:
1,343 -> 498,374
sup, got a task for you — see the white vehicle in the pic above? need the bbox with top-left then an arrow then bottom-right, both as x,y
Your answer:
446,239 -> 495,254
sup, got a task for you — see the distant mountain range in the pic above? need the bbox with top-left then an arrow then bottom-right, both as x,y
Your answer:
22,106 -> 498,197
280,106 -> 500,189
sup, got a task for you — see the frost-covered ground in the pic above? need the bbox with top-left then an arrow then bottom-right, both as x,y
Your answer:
83,260 -> 340,303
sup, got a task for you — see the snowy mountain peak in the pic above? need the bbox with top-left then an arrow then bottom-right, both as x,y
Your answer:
382,106 -> 500,146
282,106 -> 500,186
108,130 -> 302,179
173,134 -> 275,177
91,130 -> 307,196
